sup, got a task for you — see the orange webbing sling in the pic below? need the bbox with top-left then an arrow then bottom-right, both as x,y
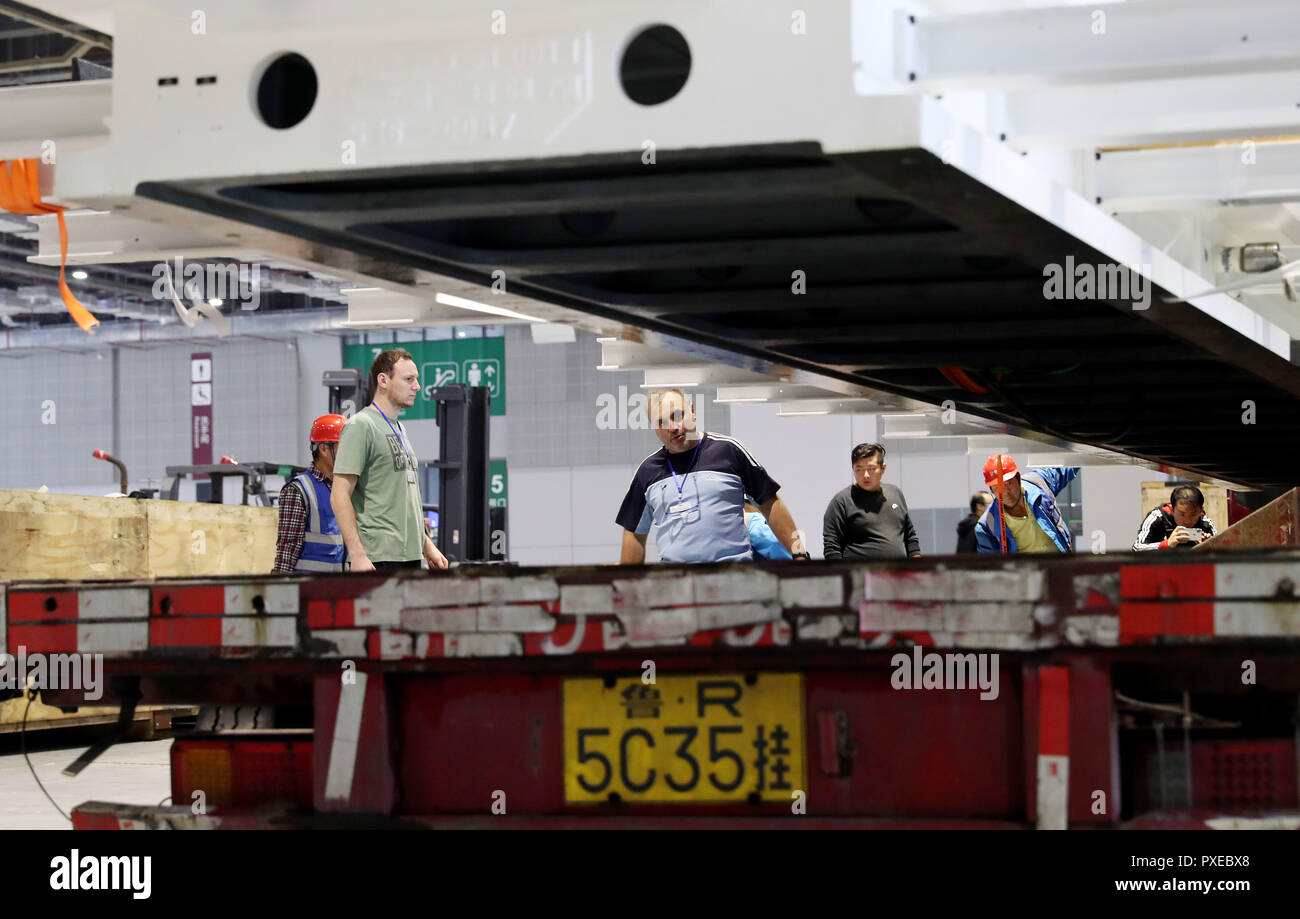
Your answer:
0,158 -> 99,332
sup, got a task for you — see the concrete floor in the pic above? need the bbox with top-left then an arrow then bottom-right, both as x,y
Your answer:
0,728 -> 172,830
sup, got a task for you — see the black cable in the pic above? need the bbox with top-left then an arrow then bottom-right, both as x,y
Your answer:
20,689 -> 72,824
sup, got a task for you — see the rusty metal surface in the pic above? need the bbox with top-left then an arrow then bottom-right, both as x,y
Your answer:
1197,487 -> 1300,549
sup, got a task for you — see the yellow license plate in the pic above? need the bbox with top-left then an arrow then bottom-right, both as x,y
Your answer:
563,672 -> 805,803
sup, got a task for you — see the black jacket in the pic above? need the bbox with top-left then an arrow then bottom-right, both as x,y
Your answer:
1132,503 -> 1217,551
955,513 -> 980,553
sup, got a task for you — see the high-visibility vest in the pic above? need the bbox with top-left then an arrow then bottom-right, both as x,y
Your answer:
293,472 -> 345,572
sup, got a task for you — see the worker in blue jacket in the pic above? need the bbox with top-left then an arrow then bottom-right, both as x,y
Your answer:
744,500 -> 801,559
975,454 -> 1078,554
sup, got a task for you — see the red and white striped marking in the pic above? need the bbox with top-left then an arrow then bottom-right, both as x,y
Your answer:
1036,665 -> 1070,831
1120,562 -> 1300,642
323,673 -> 368,805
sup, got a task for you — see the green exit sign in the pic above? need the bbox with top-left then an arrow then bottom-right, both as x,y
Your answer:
489,459 -> 507,509
344,337 -> 506,418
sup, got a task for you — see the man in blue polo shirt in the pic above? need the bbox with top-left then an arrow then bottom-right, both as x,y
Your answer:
615,389 -> 805,564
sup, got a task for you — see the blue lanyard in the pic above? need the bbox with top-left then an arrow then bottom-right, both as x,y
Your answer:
668,437 -> 703,496
371,403 -> 412,461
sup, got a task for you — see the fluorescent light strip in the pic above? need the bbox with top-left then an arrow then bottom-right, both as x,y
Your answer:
715,396 -> 770,403
596,364 -> 621,370
436,291 -> 546,323
638,382 -> 701,389
334,319 -> 416,329
777,409 -> 831,416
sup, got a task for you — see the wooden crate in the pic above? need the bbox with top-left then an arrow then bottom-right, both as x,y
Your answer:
0,692 -> 198,737
0,490 -> 148,580
144,499 -> 279,578
0,490 -> 277,580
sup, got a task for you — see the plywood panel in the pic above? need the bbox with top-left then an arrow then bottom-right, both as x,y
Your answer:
0,491 -> 278,580
0,490 -> 147,580
145,500 -> 278,577
1141,482 -> 1228,532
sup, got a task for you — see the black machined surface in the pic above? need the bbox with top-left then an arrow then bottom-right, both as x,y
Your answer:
137,143 -> 1300,487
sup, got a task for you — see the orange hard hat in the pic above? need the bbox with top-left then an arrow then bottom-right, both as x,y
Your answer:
310,414 -> 346,444
983,454 -> 1020,486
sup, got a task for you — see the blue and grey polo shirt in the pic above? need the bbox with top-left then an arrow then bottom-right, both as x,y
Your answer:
615,432 -> 781,563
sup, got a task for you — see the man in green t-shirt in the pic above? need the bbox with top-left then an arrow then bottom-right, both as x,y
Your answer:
331,348 -> 449,573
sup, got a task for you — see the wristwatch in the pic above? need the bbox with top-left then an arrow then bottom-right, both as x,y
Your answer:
792,551 -> 811,560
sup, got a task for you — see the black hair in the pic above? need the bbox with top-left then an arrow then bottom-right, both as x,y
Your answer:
1170,484 -> 1205,509
970,491 -> 992,514
851,443 -> 885,464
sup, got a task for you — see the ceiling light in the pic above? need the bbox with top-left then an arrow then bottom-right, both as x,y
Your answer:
435,291 -> 545,323
777,409 -> 831,416
208,298 -> 223,307
71,269 -> 88,280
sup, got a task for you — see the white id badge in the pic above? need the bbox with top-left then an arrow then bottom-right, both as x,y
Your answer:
407,469 -> 417,483
668,500 -> 696,520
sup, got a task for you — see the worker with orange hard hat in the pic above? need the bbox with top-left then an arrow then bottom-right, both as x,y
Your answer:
975,454 -> 1078,554
273,414 -> 348,573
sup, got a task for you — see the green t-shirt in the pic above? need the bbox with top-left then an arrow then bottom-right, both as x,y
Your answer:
333,405 -> 424,563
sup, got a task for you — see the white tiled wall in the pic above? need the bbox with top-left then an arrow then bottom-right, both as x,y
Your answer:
1,337 -> 319,494
1082,464 -> 1166,555
2,351 -> 115,491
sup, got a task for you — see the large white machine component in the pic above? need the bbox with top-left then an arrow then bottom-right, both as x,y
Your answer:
3,0 -> 1300,485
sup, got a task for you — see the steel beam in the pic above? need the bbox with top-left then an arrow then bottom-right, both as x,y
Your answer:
902,0 -> 1300,92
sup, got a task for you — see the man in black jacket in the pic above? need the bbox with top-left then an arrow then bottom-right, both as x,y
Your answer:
1132,484 -> 1217,550
956,490 -> 992,553
823,443 -> 921,560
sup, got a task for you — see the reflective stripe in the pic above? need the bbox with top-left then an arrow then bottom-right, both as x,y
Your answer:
295,472 -> 345,573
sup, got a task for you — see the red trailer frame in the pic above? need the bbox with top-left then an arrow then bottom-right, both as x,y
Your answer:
4,550 -> 1298,829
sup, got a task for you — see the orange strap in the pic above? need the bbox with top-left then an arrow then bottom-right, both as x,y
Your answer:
0,158 -> 99,333
996,457 -> 1008,554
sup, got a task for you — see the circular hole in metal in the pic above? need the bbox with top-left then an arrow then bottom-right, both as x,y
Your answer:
252,594 -> 266,614
559,211 -> 617,238
160,596 -> 173,615
255,52 -> 317,129
620,24 -> 691,106
44,596 -> 58,612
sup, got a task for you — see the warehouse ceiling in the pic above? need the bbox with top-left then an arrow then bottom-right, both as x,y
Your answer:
136,144 -> 1300,487
0,1 -> 110,85
0,4 -> 353,330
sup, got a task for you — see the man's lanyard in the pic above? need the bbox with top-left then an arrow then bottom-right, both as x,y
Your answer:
371,403 -> 413,465
668,436 -> 704,496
